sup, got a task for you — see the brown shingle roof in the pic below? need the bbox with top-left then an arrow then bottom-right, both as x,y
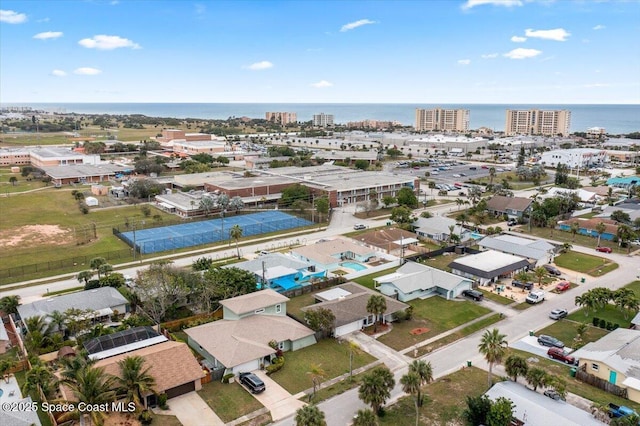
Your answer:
220,289 -> 289,315
486,195 -> 532,213
357,228 -> 416,251
94,341 -> 204,393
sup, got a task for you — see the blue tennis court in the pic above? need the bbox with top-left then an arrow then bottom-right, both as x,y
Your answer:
119,211 -> 312,254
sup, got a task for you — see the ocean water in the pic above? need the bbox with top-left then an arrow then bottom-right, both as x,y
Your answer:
4,103 -> 639,134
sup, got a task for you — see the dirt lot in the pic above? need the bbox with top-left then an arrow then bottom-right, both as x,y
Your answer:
0,224 -> 73,249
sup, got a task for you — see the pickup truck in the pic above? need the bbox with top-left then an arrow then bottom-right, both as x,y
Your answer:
511,280 -> 533,291
608,403 -> 639,418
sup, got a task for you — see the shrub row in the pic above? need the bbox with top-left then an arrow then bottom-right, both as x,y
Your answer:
592,317 -> 620,331
266,356 -> 285,375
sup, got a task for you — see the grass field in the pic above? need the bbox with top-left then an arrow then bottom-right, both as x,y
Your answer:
554,250 -> 619,277
269,339 -> 376,394
536,319 -> 609,348
380,367 -> 488,426
567,303 -> 634,329
470,171 -> 552,190
352,267 -> 399,290
517,226 -> 627,254
377,297 -> 492,350
197,380 -> 265,423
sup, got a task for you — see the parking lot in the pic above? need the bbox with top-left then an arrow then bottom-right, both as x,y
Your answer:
392,160 -> 515,188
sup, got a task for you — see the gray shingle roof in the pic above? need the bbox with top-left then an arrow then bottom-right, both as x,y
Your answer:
479,235 -> 554,261
226,253 -> 315,276
571,328 -> 640,380
374,261 -> 471,294
486,195 -> 532,213
219,289 -> 289,315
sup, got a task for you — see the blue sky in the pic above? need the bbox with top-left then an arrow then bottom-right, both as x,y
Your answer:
1,0 -> 639,103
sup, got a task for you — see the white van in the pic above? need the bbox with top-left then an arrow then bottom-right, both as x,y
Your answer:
526,290 -> 545,304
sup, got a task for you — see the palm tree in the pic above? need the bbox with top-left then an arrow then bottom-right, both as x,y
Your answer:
478,328 -> 508,388
59,355 -> 96,387
366,295 -> 387,333
547,217 -> 557,237
295,404 -> 326,426
400,371 -> 421,426
9,176 -> 17,186
595,222 -> 607,247
570,222 -> 581,242
0,294 -> 21,315
575,293 -> 597,316
116,356 -> 156,411
560,242 -> 573,253
47,310 -> 67,336
358,366 -> 395,415
488,167 -> 496,187
408,360 -> 433,407
90,257 -> 107,279
617,224 -> 635,253
533,267 -> 547,287
307,363 -> 326,402
348,341 -> 362,381
352,408 -> 378,426
76,270 -> 94,286
504,355 -> 528,382
22,364 -> 58,399
229,224 -> 243,258
66,366 -> 117,426
525,367 -> 549,391
455,198 -> 464,210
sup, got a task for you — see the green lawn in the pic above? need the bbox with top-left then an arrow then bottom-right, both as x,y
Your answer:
417,253 -> 462,272
305,369 -> 373,404
508,348 -> 640,412
626,280 -> 640,297
197,380 -> 265,423
567,304 -> 634,329
536,319 -> 609,348
554,250 -> 618,277
285,292 -> 316,322
377,297 -> 492,351
352,267 -> 399,290
479,289 -> 515,305
518,226 -> 627,254
269,339 -> 376,394
150,413 -> 183,426
380,367 -> 489,425
513,302 -> 533,310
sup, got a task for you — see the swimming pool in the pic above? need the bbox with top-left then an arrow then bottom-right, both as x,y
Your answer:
340,261 -> 368,271
470,232 -> 483,240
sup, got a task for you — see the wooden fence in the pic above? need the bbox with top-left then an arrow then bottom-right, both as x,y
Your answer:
161,310 -> 222,332
576,367 -> 628,398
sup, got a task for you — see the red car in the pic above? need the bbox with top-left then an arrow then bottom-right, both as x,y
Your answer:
547,347 -> 576,364
596,246 -> 612,253
481,165 -> 489,169
555,281 -> 571,292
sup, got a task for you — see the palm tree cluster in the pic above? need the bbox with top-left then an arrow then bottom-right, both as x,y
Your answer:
358,366 -> 395,415
575,287 -> 640,320
399,360 -> 434,426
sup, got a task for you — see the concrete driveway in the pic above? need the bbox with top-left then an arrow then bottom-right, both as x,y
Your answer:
510,335 -> 576,362
161,391 -> 224,426
250,370 -> 306,422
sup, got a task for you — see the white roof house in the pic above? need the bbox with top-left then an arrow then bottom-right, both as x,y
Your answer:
542,187 -> 599,204
485,381 -> 605,426
478,234 -> 555,267
374,261 -> 473,301
413,216 -> 470,242
448,250 -> 530,285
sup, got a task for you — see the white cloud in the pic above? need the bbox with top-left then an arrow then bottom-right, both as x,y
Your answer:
78,35 -> 141,50
503,48 -> 542,59
51,69 -> 67,77
37,17 -> 50,23
0,9 -> 27,24
311,80 -> 333,88
584,83 -> 610,88
511,36 -> 527,42
462,0 -> 522,10
481,53 -> 499,59
244,61 -> 273,71
33,31 -> 63,40
524,28 -> 570,41
458,59 -> 471,65
73,67 -> 102,75
593,24 -> 605,30
340,19 -> 377,32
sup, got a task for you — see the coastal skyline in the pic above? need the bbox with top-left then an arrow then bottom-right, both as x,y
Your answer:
1,0 -> 639,104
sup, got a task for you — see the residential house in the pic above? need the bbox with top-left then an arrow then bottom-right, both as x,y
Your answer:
571,328 -> 640,403
301,283 -> 408,337
485,195 -> 533,219
84,326 -> 169,361
226,253 -> 326,292
478,234 -> 555,267
290,238 -> 379,272
374,261 -> 473,301
0,320 -> 9,354
557,218 -> 618,241
542,187 -> 599,204
0,396 -> 42,426
94,341 -> 204,404
356,228 -> 419,256
485,381 -> 604,426
596,199 -> 640,223
448,250 -> 530,285
17,287 -> 129,332
413,216 -> 471,242
185,289 -> 316,375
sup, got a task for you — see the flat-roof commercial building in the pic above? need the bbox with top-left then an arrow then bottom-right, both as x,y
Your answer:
415,108 -> 469,132
41,163 -> 132,186
505,109 -> 571,136
266,112 -> 297,125
539,148 -> 607,168
448,250 -> 530,285
0,147 -> 100,168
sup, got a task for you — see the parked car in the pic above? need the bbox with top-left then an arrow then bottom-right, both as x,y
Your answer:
239,372 -> 266,394
511,280 -> 533,291
596,246 -> 612,253
608,403 -> 639,418
549,308 -> 568,320
547,347 -> 575,364
469,166 -> 477,170
537,334 -> 565,348
462,289 -> 484,301
543,389 -> 564,401
507,219 -> 518,226
543,264 -> 562,276
353,224 -> 366,230
555,281 -> 571,292
452,174 -> 461,178
481,165 -> 489,169
526,290 -> 545,304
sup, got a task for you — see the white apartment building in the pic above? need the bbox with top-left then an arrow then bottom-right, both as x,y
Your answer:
265,112 -> 297,125
505,109 -> 571,137
415,108 -> 469,132
313,113 -> 334,127
539,148 -> 607,169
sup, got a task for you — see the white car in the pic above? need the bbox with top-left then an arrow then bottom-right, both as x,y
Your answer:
353,224 -> 366,230
452,174 -> 461,178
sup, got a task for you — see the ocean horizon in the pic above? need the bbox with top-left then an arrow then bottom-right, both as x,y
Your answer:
2,103 -> 639,134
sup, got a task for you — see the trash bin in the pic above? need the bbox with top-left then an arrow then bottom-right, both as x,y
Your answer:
529,331 -> 534,337
580,277 -> 586,283
467,361 -> 472,367
570,367 -> 577,377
